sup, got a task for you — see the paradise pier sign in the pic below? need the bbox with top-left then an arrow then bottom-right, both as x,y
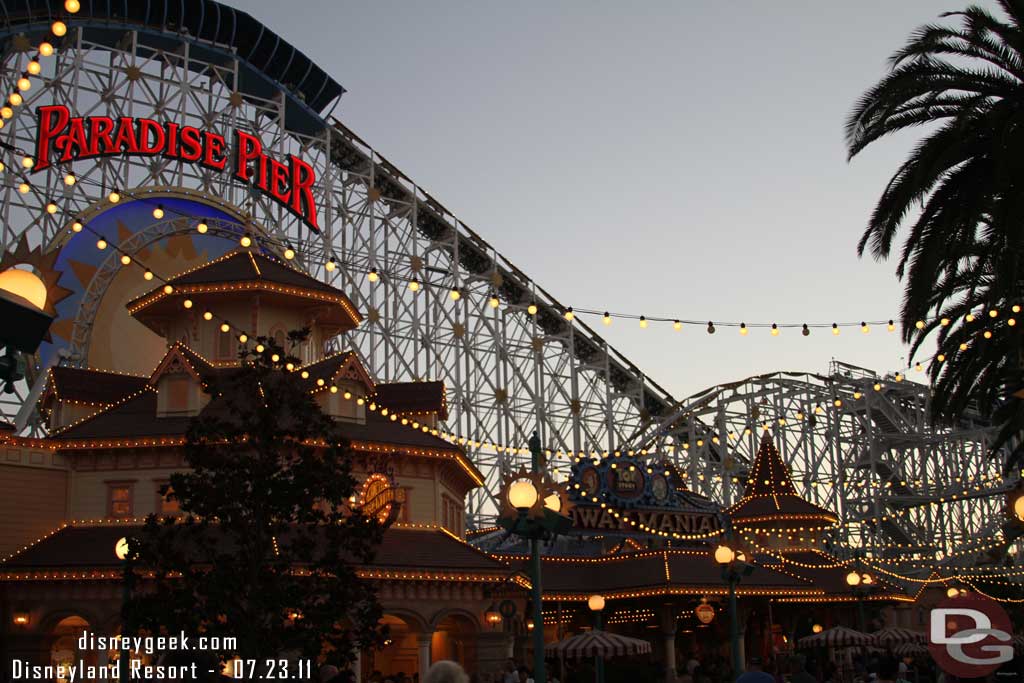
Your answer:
571,506 -> 720,535
32,105 -> 322,232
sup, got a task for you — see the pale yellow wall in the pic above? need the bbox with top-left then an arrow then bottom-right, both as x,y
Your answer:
0,457 -> 69,558
68,467 -> 185,520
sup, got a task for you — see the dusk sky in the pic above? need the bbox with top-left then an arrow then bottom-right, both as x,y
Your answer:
234,1 -> 987,399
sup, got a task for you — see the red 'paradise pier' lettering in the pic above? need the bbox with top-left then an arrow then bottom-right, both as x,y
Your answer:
33,105 -> 320,232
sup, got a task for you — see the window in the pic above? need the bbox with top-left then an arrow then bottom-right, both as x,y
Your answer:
156,482 -> 180,515
441,494 -> 462,536
217,329 -> 233,360
107,484 -> 133,518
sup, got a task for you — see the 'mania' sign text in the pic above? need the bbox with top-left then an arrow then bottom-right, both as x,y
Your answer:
32,105 -> 321,232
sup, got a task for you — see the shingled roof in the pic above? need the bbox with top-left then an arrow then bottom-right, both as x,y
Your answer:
155,250 -> 339,294
726,432 -> 838,527
41,366 -> 148,407
374,381 -> 448,420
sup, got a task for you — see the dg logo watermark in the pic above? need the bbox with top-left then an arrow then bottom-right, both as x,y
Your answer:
928,593 -> 1015,678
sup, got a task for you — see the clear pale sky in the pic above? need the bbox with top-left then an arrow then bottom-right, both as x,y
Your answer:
232,1 -> 988,399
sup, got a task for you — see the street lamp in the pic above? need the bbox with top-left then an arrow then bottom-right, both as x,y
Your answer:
497,431 -> 574,683
588,594 -> 606,683
714,542 -> 753,677
0,267 -> 54,392
846,569 -> 873,631
115,537 -> 131,683
1014,494 -> 1024,522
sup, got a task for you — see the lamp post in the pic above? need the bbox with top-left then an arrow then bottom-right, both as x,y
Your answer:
0,267 -> 54,392
497,432 -> 573,683
115,537 -> 131,683
713,544 -> 753,678
845,570 -> 874,631
588,594 -> 605,683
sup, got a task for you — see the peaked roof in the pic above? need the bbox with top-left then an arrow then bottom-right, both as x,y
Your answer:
374,381 -> 448,420
726,432 -> 838,527
125,249 -> 362,329
41,366 -> 148,407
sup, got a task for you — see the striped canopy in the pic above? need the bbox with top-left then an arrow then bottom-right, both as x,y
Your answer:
545,630 -> 653,659
798,626 -> 871,649
893,643 -> 928,657
872,627 -> 926,647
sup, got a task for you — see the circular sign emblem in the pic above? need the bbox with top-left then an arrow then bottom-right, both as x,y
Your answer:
695,603 -> 715,624
928,592 -> 1013,679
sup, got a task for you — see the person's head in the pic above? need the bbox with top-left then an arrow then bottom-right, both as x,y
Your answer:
424,661 -> 469,683
877,658 -> 899,682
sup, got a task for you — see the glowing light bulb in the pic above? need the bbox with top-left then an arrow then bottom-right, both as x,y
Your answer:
284,246 -> 295,260
1,106 -> 12,118
203,311 -> 213,321
861,322 -> 869,334
940,317 -> 950,326
673,320 -> 682,331
408,279 -> 419,292
853,391 -> 862,399
915,362 -> 923,372
96,238 -> 107,250
220,323 -> 230,333
489,295 -> 500,309
563,307 -> 574,321
71,221 -> 82,232
52,21 -> 67,37
240,234 -> 251,247
163,285 -> 173,294
1014,305 -> 1021,314
325,259 -> 336,272
150,205 -> 163,219
894,373 -> 903,382
639,316 -> 648,329
990,309 -> 999,318
832,323 -> 839,335
873,383 -> 882,391
9,92 -> 22,106
65,0 -> 81,12
527,303 -> 538,315
937,354 -> 945,362
367,268 -> 379,283
21,156 -> 33,169
887,320 -> 895,332
183,299 -> 193,309
119,254 -> 131,265
239,334 -> 248,343
983,330 -> 992,339
834,399 -> 842,407
27,60 -> 40,75
960,342 -> 968,351
603,312 -> 612,326
17,77 -> 30,92
38,42 -> 54,57
770,323 -> 779,336
450,288 -> 461,301
271,354 -> 280,362
17,183 -> 29,194
915,320 -> 925,329
64,173 -> 75,186
109,191 -> 120,203
966,313 -> 975,322
740,323 -> 748,336
256,344 -> 265,353
143,270 -> 154,281
45,202 -> 57,214
1010,318 -> 1017,327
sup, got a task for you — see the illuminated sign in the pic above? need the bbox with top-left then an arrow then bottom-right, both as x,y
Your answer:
571,506 -> 719,535
359,474 -> 402,524
32,105 -> 321,232
695,604 -> 715,624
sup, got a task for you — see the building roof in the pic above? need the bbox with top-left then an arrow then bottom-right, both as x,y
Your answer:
41,366 -> 148,408
726,433 -> 838,527
374,381 -> 448,420
0,524 -> 509,577
125,250 -> 362,333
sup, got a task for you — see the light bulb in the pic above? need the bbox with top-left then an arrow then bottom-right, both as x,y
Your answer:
240,235 -> 251,247
220,323 -> 230,333
832,323 -> 839,335
256,344 -> 265,353
284,246 -> 295,260
887,320 -> 895,331
18,183 -> 29,194
984,330 -> 992,339
38,42 -> 54,57
834,399 -> 842,407
408,279 -> 419,292
183,299 -> 193,309
861,322 -> 869,334
271,353 -> 280,362
915,363 -> 923,372
52,21 -> 67,37
960,342 -> 968,351
27,60 -> 41,75
152,205 -> 164,219
21,156 -> 33,168
9,92 -> 22,106
65,0 -> 81,12
120,255 -> 131,265
96,238 -> 107,250
940,317 -> 950,326
673,320 -> 682,331
527,303 -> 538,315
990,309 -> 999,318
639,316 -> 648,329
367,268 -> 379,283
489,295 -> 500,309
71,221 -> 82,232
203,311 -> 213,321
163,285 -> 173,294
109,191 -> 120,203
1,106 -> 12,118
46,202 -> 57,214
564,307 -> 574,321
770,324 -> 779,336
802,324 -> 810,336
1010,318 -> 1017,326
915,320 -> 925,329
17,77 -> 30,92
239,334 -> 248,343
64,173 -> 75,186
450,288 -> 461,301
895,373 -> 903,382
740,323 -> 748,336
143,270 -> 154,281
1014,305 -> 1021,314
966,313 -> 975,322
603,312 -> 612,325
325,259 -> 336,272
937,354 -> 945,362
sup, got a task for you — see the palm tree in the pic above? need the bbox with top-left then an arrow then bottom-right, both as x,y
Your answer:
846,1 -> 1024,466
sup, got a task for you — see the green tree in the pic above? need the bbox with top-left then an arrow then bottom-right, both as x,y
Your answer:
124,330 -> 386,672
846,1 -> 1024,465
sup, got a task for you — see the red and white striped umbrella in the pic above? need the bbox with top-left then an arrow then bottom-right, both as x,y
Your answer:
797,626 -> 871,649
545,630 -> 652,659
872,627 -> 926,647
